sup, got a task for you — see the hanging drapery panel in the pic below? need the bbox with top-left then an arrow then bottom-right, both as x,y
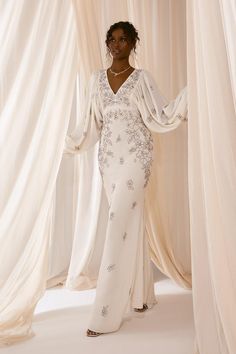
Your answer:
0,0 -> 78,344
65,0 -> 106,290
128,0 -> 191,288
187,1 -> 236,353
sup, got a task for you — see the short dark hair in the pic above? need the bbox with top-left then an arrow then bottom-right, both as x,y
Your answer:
105,21 -> 140,52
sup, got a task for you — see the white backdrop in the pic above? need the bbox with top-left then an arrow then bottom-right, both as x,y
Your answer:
187,1 -> 236,353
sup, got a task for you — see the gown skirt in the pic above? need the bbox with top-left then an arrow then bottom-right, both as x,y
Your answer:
88,79 -> 156,332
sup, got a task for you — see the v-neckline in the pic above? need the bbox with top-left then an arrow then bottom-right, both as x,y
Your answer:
105,69 -> 136,96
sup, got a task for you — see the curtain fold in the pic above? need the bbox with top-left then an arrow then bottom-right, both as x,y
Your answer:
0,0 -> 78,344
187,1 -> 236,353
128,0 -> 191,288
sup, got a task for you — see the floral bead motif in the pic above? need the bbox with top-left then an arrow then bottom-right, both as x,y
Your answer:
101,305 -> 109,317
116,134 -> 121,142
107,264 -> 116,272
107,150 -> 114,157
151,107 -> 156,115
176,113 -> 188,121
123,232 -> 127,241
98,111 -> 114,172
97,69 -> 153,187
129,147 -> 136,153
120,157 -> 124,165
109,212 -> 115,220
127,179 -> 134,190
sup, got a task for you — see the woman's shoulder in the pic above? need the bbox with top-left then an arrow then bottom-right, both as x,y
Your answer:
90,69 -> 103,79
134,68 -> 155,83
87,70 -> 105,88
93,69 -> 105,75
138,68 -> 154,79
134,69 -> 157,89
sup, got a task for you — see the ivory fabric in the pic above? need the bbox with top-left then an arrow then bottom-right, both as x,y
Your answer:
127,0 -> 191,289
0,0 -> 78,345
65,68 -> 187,332
187,1 -> 236,353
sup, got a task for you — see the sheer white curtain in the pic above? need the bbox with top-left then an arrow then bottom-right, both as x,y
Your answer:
0,0 -> 78,344
128,0 -> 191,287
187,1 -> 236,353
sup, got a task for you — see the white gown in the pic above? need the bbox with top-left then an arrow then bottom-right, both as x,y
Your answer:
65,69 -> 187,333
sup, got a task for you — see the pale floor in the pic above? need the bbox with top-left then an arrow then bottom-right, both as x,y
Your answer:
2,269 -> 195,354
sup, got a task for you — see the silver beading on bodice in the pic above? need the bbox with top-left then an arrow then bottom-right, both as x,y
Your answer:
97,69 -> 153,188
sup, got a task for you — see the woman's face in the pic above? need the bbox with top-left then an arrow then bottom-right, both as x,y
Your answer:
107,28 -> 134,60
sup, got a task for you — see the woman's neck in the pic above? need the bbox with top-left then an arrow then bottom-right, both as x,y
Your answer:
110,59 -> 130,72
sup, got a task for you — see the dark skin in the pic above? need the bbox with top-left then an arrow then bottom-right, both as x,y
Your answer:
106,28 -> 135,94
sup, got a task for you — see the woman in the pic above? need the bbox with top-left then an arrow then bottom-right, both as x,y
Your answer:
65,21 -> 188,337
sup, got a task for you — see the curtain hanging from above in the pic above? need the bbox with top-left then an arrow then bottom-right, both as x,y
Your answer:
0,0 -> 78,345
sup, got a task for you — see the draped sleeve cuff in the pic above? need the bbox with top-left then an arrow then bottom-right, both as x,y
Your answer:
162,86 -> 188,124
63,71 -> 102,155
132,70 -> 188,133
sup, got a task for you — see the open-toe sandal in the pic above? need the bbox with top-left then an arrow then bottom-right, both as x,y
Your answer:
86,329 -> 103,337
134,304 -> 148,312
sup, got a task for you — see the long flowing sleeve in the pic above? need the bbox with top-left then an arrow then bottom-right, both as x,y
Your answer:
132,70 -> 188,133
64,71 -> 102,154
